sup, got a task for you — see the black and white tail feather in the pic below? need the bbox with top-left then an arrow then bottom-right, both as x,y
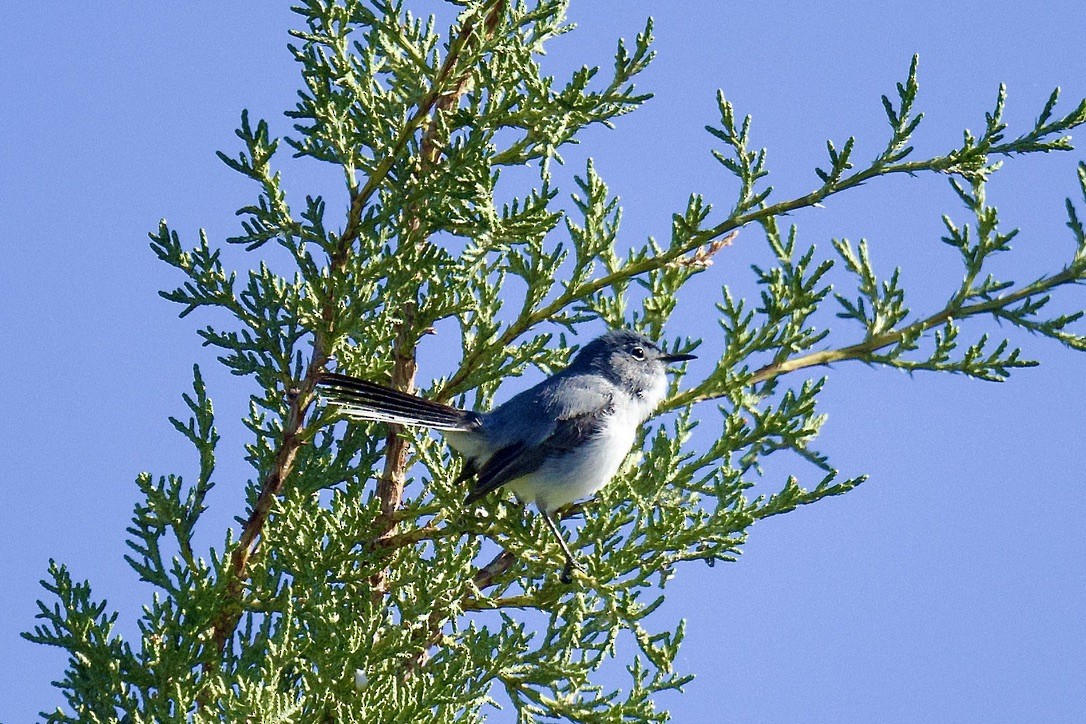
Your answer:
316,372 -> 481,431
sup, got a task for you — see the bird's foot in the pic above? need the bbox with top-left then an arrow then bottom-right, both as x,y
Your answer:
560,555 -> 586,584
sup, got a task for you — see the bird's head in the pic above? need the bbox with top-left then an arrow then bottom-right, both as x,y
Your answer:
570,329 -> 696,395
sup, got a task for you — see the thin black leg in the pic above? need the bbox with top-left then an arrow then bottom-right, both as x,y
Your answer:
539,508 -> 584,583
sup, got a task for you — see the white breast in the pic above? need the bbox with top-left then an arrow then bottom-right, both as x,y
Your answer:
507,376 -> 666,513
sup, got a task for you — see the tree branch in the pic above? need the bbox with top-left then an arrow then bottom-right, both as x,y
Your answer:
206,1 -> 507,662
369,0 -> 507,604
438,118 -> 1084,401
670,261 -> 1084,410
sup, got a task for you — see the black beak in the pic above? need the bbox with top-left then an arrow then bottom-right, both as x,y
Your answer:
660,352 -> 697,363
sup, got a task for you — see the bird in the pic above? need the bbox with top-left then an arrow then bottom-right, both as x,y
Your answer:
316,329 -> 696,582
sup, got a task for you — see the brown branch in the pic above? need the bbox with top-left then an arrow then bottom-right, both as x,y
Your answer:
670,230 -> 738,270
473,549 -> 517,590
368,0 -> 506,603
208,352 -> 327,659
372,521 -> 442,550
205,2 -> 506,665
402,605 -> 453,675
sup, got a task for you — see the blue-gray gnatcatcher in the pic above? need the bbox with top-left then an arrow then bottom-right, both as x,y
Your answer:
317,329 -> 695,582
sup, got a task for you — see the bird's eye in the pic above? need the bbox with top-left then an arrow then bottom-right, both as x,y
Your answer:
631,346 -> 646,360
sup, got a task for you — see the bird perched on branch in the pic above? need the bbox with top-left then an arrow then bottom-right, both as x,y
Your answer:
317,329 -> 695,582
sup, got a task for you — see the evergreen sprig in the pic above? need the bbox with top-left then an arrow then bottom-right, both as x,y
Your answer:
26,2 -> 1086,721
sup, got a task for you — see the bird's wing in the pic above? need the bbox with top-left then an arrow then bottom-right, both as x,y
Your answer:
464,381 -> 612,505
463,441 -> 538,504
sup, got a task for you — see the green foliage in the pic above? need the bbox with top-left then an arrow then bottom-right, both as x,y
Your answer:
25,2 -> 1086,722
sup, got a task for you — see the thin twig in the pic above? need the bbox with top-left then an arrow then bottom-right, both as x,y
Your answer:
667,262 -> 1084,410
747,264 -> 1082,384
473,549 -> 517,590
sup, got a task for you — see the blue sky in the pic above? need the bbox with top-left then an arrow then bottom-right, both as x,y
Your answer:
3,2 -> 1085,721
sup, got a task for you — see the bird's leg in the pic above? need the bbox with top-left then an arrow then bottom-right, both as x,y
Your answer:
538,507 -> 584,583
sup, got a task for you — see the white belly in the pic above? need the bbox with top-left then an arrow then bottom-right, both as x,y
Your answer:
506,405 -> 642,513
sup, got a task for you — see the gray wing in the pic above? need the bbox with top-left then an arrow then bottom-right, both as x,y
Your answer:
464,410 -> 606,504
463,373 -> 614,504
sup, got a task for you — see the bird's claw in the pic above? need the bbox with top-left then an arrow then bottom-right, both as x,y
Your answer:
560,556 -> 585,584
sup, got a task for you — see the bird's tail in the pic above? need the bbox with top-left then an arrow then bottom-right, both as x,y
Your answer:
316,372 -> 480,431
